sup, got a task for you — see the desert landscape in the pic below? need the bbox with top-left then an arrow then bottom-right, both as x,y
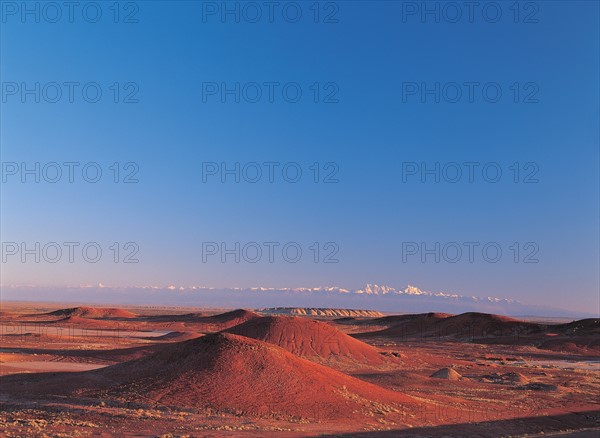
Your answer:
0,302 -> 598,437
3,1 -> 598,437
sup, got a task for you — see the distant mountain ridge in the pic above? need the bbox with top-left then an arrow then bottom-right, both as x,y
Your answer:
357,284 -> 519,304
0,283 -> 594,318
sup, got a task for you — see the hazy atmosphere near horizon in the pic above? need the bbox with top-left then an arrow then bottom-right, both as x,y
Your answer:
1,2 -> 599,437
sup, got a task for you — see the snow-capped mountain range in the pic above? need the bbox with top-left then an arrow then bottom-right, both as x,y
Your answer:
1,283 -> 590,318
356,284 -> 518,303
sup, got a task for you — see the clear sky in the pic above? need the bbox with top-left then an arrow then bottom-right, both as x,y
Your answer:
1,1 -> 598,314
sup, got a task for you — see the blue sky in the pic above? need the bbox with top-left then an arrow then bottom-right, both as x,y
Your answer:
1,1 -> 598,313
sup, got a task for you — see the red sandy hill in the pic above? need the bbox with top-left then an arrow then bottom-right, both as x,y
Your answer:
354,312 -> 451,339
46,306 -> 137,319
53,315 -> 122,328
105,308 -> 260,332
151,309 -> 259,325
204,309 -> 260,327
357,312 -> 539,340
224,315 -> 385,365
538,318 -> 600,353
434,312 -> 537,336
334,312 -> 454,327
1,333 -> 418,421
373,312 -> 454,326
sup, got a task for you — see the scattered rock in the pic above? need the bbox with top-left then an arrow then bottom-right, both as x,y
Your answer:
516,383 -> 559,391
430,368 -> 462,380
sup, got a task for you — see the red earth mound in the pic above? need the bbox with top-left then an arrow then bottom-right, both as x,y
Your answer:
202,309 -> 261,329
359,314 -> 599,353
430,368 -> 462,380
444,312 -> 521,324
539,318 -> 600,351
50,315 -> 123,328
128,309 -> 259,332
333,313 -> 453,327
432,312 -> 539,338
374,312 -> 453,326
0,333 -> 418,421
538,337 -> 600,354
224,315 -> 385,364
148,331 -> 203,342
553,318 -> 600,336
207,308 -> 259,322
46,306 -> 137,319
354,312 -> 453,339
479,372 -> 530,385
357,312 -> 539,341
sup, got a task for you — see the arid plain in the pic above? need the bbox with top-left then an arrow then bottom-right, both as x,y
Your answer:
0,303 -> 598,437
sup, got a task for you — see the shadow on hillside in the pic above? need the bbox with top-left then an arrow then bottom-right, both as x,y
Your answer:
320,410 -> 600,437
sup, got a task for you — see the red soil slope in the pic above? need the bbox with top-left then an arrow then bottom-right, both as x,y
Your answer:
433,312 -> 538,338
357,312 -> 539,341
537,318 -> 600,353
0,334 -> 417,421
127,309 -> 260,330
44,315 -> 124,329
354,312 -> 452,339
355,313 -> 600,354
224,315 -> 385,364
205,309 -> 260,326
373,312 -> 453,326
149,331 -> 203,342
554,318 -> 599,334
46,306 -> 137,319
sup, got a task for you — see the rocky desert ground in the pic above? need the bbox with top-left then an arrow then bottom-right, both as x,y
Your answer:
0,302 -> 598,437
